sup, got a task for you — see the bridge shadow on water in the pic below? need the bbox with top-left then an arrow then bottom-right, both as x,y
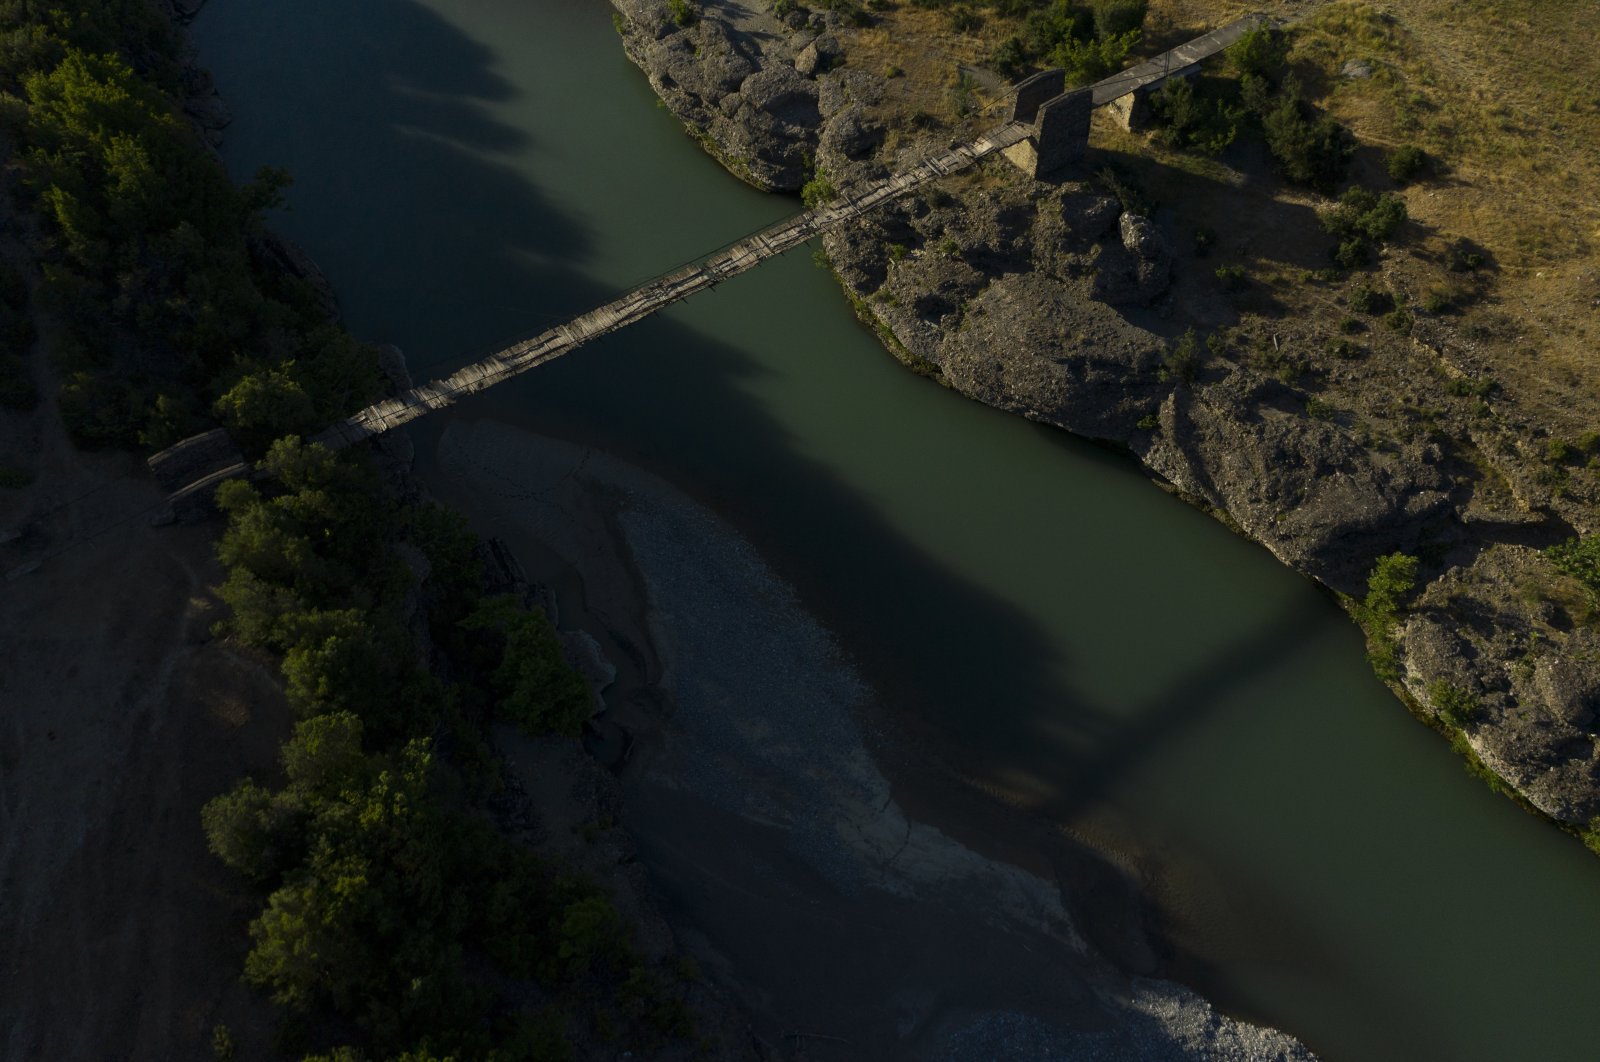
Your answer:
195,0 -> 1424,1048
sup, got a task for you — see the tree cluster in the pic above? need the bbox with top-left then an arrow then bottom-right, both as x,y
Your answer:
1,0 -> 380,451
205,439 -> 688,1060
986,0 -> 1147,85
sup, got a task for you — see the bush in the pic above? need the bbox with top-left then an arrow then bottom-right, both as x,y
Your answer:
1251,77 -> 1354,192
668,0 -> 697,26
1227,25 -> 1289,80
1365,552 -> 1419,620
991,36 -> 1029,79
461,596 -> 592,737
800,171 -> 835,209
1160,328 -> 1203,384
1215,264 -> 1246,291
1427,680 -> 1481,728
1383,308 -> 1412,334
1387,144 -> 1428,184
1547,535 -> 1600,599
1092,0 -> 1146,39
1149,76 -> 1240,156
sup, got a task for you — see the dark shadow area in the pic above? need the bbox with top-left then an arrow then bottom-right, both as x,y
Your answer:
194,0 -> 589,362
191,1 -> 1441,1055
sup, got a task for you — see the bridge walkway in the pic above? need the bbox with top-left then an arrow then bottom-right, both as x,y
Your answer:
308,121 -> 1032,452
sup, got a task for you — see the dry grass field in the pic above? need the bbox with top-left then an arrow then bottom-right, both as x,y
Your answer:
836,0 -> 1599,439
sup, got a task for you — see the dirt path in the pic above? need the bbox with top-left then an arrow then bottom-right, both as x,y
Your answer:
1,385 -> 287,1059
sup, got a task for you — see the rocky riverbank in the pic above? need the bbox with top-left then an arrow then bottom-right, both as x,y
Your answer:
609,0 -> 1600,837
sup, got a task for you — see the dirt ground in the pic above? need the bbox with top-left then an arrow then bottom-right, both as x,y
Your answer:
0,355 -> 288,1059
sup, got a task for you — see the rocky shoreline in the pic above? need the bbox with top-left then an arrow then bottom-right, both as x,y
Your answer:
609,0 -> 1600,836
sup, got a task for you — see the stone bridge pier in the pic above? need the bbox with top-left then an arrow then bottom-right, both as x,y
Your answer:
1002,68 -> 1093,180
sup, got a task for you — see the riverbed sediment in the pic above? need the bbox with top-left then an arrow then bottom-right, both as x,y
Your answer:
426,418 -> 1313,1059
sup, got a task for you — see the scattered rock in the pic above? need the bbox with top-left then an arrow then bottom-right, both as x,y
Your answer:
1341,58 -> 1375,79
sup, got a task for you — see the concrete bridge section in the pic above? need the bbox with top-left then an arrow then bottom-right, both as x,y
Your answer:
151,14 -> 1268,509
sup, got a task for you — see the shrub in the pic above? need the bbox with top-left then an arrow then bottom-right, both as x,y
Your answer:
1227,25 -> 1289,80
1159,328 -> 1203,384
800,171 -> 837,209
1383,308 -> 1412,334
1387,144 -> 1428,184
1320,187 -> 1408,266
1365,552 -> 1419,619
991,36 -> 1028,79
1260,80 -> 1355,191
461,596 -> 591,737
668,0 -> 696,26
1150,76 -> 1241,156
1054,29 -> 1139,86
1305,396 -> 1334,420
1427,680 -> 1481,728
1215,264 -> 1246,291
1193,227 -> 1216,257
1349,285 -> 1384,314
1339,315 -> 1363,334
1092,0 -> 1147,39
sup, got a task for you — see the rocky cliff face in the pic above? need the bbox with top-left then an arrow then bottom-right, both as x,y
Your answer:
609,0 -> 1600,835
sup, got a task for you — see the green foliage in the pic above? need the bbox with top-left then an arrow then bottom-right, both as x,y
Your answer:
1214,264 -> 1246,291
1349,284 -> 1387,314
0,463 -> 33,488
1359,552 -> 1417,683
1365,552 -> 1419,619
1092,0 -> 1146,39
1547,535 -> 1600,600
1159,327 -> 1203,384
461,596 -> 591,737
1226,25 -> 1289,81
1322,186 -> 1408,242
201,779 -> 302,883
7,17 -> 378,448
1427,680 -> 1481,728
210,1023 -> 235,1062
800,171 -> 836,209
1321,186 -> 1407,269
1093,163 -> 1149,214
1193,226 -> 1215,257
1383,308 -> 1412,334
668,0 -> 697,26
1387,144 -> 1428,184
1053,28 -> 1139,86
990,35 -> 1029,79
1149,76 -> 1241,156
1261,86 -> 1354,191
213,369 -> 318,454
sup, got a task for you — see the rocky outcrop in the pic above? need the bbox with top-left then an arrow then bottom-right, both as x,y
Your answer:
1402,546 -> 1600,825
612,0 -> 1599,885
611,0 -> 822,189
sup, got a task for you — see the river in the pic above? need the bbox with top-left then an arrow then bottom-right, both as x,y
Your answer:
193,1 -> 1600,1058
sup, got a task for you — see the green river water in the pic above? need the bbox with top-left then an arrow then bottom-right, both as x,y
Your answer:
194,1 -> 1600,1057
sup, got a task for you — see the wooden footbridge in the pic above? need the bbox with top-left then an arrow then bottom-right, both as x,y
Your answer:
150,14 -> 1268,512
